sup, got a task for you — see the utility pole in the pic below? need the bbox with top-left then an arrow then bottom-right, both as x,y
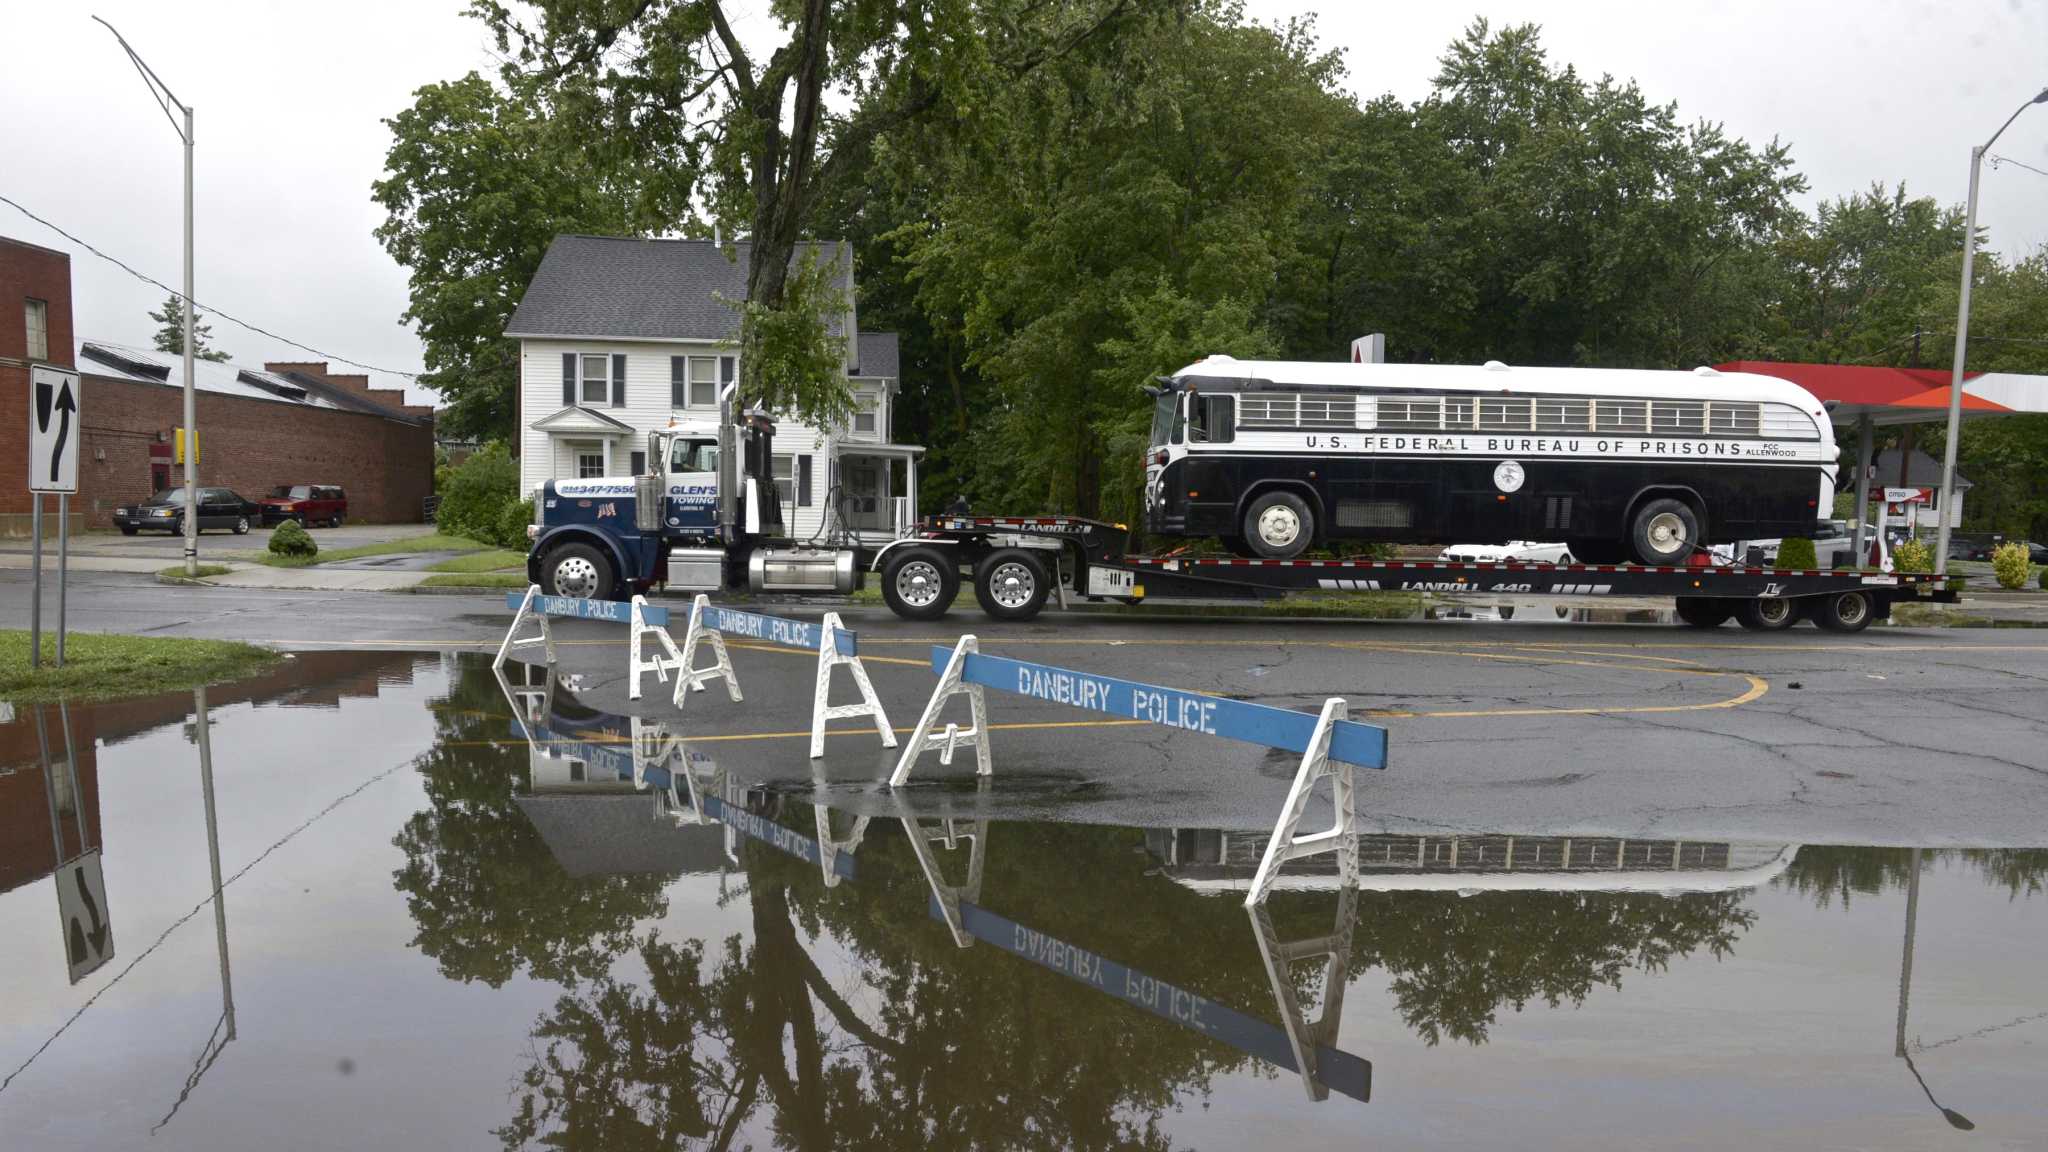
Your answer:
1935,86 -> 2048,575
97,16 -> 200,575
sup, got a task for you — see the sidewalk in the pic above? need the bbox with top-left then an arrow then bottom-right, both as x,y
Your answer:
0,553 -> 176,574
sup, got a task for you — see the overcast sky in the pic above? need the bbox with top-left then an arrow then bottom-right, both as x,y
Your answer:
3,1 -> 2044,408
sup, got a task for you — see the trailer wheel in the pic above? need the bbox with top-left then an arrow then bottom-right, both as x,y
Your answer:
1811,590 -> 1874,633
542,542 -> 615,601
881,546 -> 958,621
974,548 -> 1051,621
1736,595 -> 1800,631
1673,597 -> 1734,628
1243,491 -> 1314,559
1629,498 -> 1700,566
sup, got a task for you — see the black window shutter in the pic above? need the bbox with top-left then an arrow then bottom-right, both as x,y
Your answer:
611,354 -> 627,408
630,450 -> 646,475
720,356 -> 735,384
798,454 -> 813,507
561,353 -> 576,406
671,356 -> 687,407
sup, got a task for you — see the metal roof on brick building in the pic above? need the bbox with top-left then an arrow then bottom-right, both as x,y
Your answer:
76,340 -> 428,423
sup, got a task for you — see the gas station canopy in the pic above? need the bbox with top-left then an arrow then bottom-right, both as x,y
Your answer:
1715,361 -> 2048,426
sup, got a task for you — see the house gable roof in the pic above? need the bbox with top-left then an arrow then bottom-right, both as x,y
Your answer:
853,331 -> 898,380
505,235 -> 854,342
533,405 -> 638,435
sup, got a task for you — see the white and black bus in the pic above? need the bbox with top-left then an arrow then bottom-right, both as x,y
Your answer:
1143,356 -> 1837,565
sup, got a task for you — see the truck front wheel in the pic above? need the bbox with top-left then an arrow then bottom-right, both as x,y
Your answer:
542,542 -> 615,600
880,546 -> 958,621
974,548 -> 1050,621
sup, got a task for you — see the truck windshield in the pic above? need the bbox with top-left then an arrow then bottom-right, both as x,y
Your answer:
1150,391 -> 1178,449
669,440 -> 720,473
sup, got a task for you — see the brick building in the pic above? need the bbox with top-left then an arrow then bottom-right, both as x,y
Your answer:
2,235 -> 436,533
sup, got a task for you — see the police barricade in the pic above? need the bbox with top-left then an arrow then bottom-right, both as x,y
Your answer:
498,584 -> 655,670
891,636 -> 1389,906
628,594 -> 896,761
897,809 -> 1370,1103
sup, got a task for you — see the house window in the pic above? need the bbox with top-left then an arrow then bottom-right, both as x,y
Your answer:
576,444 -> 606,478
25,299 -> 48,361
580,354 -> 610,404
853,397 -> 878,435
772,454 -> 796,506
690,357 -> 719,408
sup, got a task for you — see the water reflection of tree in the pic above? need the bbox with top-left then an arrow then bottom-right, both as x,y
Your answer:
495,816 -> 1763,1148
1781,846 -> 2048,908
392,660 -> 667,987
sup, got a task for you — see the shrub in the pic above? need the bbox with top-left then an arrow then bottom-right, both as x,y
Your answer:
437,442 -> 521,545
1991,542 -> 2031,590
495,499 -> 535,551
268,519 -> 317,558
1774,537 -> 1817,570
1892,537 -> 1933,573
2039,566 -> 2047,591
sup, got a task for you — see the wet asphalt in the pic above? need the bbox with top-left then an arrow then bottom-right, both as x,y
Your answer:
10,568 -> 2048,847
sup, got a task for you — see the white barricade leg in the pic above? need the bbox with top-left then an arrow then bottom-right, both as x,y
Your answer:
628,595 -> 687,701
493,660 -> 554,741
813,804 -> 872,889
1244,697 -> 1360,908
809,611 -> 897,758
1249,885 -> 1359,1101
887,636 -> 990,787
494,584 -> 556,671
671,594 -> 744,711
892,784 -> 989,947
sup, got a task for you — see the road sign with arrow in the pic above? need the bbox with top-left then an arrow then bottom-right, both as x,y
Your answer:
30,364 -> 81,494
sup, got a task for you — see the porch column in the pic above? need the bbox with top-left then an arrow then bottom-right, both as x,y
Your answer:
602,438 -> 612,477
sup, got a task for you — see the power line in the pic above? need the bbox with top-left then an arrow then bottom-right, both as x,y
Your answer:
0,192 -> 424,381
1987,153 -> 2048,180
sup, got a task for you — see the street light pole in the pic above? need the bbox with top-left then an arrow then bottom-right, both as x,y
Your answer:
95,16 -> 200,575
1935,87 -> 2048,576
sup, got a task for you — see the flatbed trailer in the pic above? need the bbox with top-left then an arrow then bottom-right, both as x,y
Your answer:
869,515 -> 1956,632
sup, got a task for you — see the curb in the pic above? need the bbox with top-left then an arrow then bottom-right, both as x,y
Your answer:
154,573 -> 224,588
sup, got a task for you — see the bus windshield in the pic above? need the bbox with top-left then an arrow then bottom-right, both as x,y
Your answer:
1150,390 -> 1178,449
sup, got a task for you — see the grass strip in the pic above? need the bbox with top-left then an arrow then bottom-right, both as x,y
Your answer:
426,549 -> 527,574
0,630 -> 280,703
417,572 -> 530,589
255,532 -> 490,568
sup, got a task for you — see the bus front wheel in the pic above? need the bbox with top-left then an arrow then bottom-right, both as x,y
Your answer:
1242,491 -> 1314,560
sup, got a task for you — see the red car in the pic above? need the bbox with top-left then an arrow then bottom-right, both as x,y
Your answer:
260,484 -> 348,527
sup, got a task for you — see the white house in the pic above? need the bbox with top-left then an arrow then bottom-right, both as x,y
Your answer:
504,234 -> 920,542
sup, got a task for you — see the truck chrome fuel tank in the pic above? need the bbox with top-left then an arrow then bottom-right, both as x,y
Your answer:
747,547 -> 859,593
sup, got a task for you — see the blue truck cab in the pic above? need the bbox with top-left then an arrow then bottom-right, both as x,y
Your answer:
527,403 -> 831,600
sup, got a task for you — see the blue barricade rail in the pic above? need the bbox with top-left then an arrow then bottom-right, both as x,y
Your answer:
941,897 -> 1371,1103
929,646 -> 1387,769
700,604 -> 857,656
635,759 -> 858,881
502,590 -> 667,626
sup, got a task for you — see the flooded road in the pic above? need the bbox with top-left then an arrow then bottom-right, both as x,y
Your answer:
3,651 -> 2045,1149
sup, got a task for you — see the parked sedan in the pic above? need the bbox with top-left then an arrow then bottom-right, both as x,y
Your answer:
1437,541 -> 1576,564
113,487 -> 260,535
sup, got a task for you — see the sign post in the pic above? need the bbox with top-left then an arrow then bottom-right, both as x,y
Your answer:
28,365 -> 81,669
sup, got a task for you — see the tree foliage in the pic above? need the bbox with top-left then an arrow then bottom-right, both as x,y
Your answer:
148,294 -> 231,362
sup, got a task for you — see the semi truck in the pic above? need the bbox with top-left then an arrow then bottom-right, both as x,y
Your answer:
525,393 -> 1955,633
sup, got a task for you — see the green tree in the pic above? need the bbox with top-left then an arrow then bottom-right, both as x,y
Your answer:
148,294 -> 231,362
373,73 -> 668,441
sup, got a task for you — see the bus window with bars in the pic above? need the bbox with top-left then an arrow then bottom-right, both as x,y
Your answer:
1298,395 -> 1358,427
1536,397 -> 1592,432
1377,396 -> 1442,430
1479,396 -> 1533,430
1444,396 -> 1477,428
1710,402 -> 1763,437
1652,399 -> 1707,435
1595,399 -> 1649,433
1239,395 -> 1298,427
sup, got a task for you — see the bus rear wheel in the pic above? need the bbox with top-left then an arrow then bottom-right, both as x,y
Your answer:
1673,597 -> 1733,628
880,546 -> 959,621
1629,498 -> 1700,566
1242,491 -> 1314,559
